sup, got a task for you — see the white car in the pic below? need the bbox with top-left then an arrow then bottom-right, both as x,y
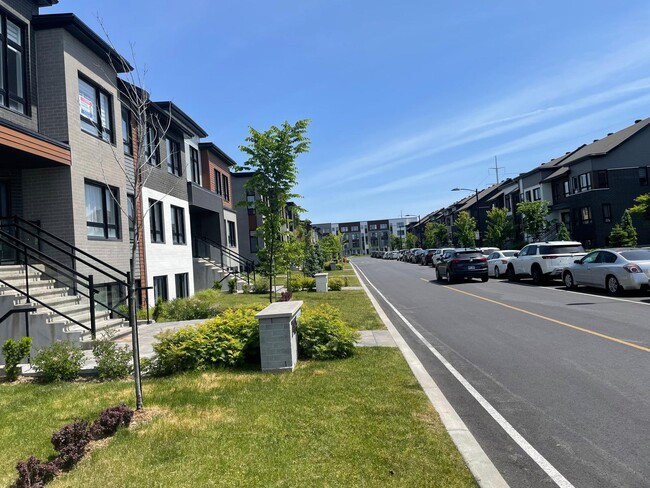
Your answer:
507,241 -> 586,284
562,248 -> 650,294
487,250 -> 519,278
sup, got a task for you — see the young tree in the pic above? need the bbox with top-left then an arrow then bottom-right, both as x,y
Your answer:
516,200 -> 549,241
320,233 -> 343,261
629,192 -> 650,216
432,223 -> 449,247
484,207 -> 514,249
454,211 -> 477,248
390,235 -> 403,250
405,232 -> 418,248
236,120 -> 311,302
557,222 -> 571,241
423,222 -> 436,248
609,209 -> 637,247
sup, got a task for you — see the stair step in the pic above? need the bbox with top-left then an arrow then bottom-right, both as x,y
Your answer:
22,294 -> 79,309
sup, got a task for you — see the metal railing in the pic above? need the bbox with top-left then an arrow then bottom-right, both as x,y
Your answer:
193,236 -> 256,285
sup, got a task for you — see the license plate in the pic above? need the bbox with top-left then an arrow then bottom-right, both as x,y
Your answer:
468,266 -> 475,270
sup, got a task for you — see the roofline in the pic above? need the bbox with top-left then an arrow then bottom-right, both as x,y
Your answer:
38,0 -> 59,6
152,101 -> 208,138
32,14 -> 133,73
198,142 -> 237,166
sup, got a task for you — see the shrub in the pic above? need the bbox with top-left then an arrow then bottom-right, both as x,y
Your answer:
33,341 -> 85,383
344,276 -> 349,287
252,277 -> 269,294
152,297 -> 164,322
228,277 -> 238,294
242,283 -> 251,294
90,404 -> 134,439
149,306 -> 264,375
151,297 -> 221,322
336,263 -> 344,270
298,304 -> 359,360
303,277 -> 316,291
51,420 -> 91,470
289,276 -> 304,292
328,277 -> 344,291
2,337 -> 31,382
14,456 -> 58,488
92,336 -> 132,381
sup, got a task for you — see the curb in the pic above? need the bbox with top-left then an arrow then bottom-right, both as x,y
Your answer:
351,260 -> 509,488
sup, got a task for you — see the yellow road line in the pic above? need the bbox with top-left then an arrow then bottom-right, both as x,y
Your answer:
444,286 -> 650,353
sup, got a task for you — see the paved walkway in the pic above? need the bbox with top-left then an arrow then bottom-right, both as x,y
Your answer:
356,330 -> 397,347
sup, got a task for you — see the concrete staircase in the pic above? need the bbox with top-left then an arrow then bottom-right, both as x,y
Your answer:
193,258 -> 250,293
0,264 -> 125,349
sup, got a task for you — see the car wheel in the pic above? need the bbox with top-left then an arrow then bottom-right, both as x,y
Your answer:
563,272 -> 576,289
446,269 -> 454,284
436,268 -> 443,282
481,275 -> 489,283
531,266 -> 546,285
606,275 -> 622,295
494,266 -> 500,278
507,265 -> 519,282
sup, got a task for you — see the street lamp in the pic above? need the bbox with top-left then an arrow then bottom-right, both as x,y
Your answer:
452,187 -> 482,247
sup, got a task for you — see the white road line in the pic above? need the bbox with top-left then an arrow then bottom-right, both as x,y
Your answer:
354,263 -> 575,488
544,286 -> 650,306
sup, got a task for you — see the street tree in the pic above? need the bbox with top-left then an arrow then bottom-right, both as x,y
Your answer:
454,211 -> 476,248
516,200 -> 549,241
608,209 -> 637,247
320,233 -> 343,261
557,222 -> 571,241
629,193 -> 650,216
390,235 -> 403,250
432,223 -> 449,247
236,120 -> 311,302
423,222 -> 436,248
406,232 -> 418,249
484,207 -> 513,249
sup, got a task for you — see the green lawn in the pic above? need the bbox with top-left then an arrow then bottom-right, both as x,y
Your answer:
0,349 -> 476,488
206,289 -> 383,330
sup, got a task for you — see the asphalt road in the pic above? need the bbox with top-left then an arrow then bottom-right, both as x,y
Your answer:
352,257 -> 650,488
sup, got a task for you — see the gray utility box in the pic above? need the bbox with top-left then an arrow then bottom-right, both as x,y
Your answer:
256,300 -> 303,372
315,273 -> 329,292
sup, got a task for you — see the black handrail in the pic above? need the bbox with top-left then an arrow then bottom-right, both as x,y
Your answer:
196,235 -> 256,269
193,236 -> 256,283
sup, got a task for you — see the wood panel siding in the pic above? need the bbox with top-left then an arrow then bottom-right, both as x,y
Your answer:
0,123 -> 71,166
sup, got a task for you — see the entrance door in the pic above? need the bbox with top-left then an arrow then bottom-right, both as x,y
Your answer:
0,181 -> 15,263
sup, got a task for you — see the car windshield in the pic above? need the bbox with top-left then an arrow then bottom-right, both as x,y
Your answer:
502,251 -> 517,257
455,251 -> 483,259
538,245 -> 584,254
619,250 -> 650,261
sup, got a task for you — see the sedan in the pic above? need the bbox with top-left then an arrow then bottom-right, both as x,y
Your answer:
487,250 -> 519,278
562,248 -> 650,294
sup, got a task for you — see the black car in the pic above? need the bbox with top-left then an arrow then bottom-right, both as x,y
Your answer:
435,249 -> 489,283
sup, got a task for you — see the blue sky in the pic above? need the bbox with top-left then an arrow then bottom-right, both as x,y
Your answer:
51,1 -> 650,223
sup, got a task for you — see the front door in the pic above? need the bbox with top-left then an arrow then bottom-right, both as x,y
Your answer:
0,181 -> 15,263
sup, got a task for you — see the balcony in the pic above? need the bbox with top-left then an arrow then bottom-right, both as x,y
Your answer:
187,182 -> 222,212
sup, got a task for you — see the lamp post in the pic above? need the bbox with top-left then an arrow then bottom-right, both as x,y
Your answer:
452,187 -> 482,247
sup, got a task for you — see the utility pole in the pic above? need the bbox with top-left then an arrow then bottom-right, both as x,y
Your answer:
490,156 -> 505,184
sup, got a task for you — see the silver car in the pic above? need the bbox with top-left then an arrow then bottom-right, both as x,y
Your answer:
562,248 -> 650,294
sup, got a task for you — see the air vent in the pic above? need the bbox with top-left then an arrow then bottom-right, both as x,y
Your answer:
635,119 -> 642,123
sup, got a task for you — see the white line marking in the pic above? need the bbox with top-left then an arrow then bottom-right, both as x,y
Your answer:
354,264 -> 575,488
544,286 -> 650,306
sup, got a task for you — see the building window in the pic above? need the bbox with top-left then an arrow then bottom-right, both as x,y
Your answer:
166,138 -> 182,176
505,195 -> 511,211
227,220 -> 236,246
222,174 -> 230,201
190,147 -> 200,184
563,181 -> 570,197
572,177 -> 578,194
580,206 -> 592,225
121,106 -> 132,155
175,273 -> 189,299
596,170 -> 608,189
145,126 -> 159,166
532,188 -> 541,201
602,204 -> 612,223
214,169 -> 222,195
246,190 -> 256,215
525,190 -> 532,201
153,275 -> 168,302
149,199 -> 164,243
170,205 -> 186,244
127,194 -> 135,242
639,167 -> 648,186
0,14 -> 26,113
249,231 -> 258,253
340,226 -> 349,233
85,181 -> 120,239
369,224 -> 377,230
578,173 -> 592,192
379,223 -> 388,230
351,225 -> 359,232
79,77 -> 113,142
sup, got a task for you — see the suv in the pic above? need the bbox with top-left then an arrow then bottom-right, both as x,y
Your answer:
507,241 -> 586,285
435,248 -> 489,283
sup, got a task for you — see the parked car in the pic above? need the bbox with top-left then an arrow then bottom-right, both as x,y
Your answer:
398,249 -> 407,261
562,248 -> 650,294
435,248 -> 489,283
406,248 -> 422,263
507,241 -> 586,284
479,247 -> 500,257
432,247 -> 454,267
487,250 -> 519,278
413,249 -> 427,264
422,249 -> 437,266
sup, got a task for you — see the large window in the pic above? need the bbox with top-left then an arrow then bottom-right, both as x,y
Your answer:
532,188 -> 541,201
596,170 -> 608,189
580,206 -> 593,225
249,231 -> 258,253
121,106 -> 132,155
190,147 -> 200,184
170,205 -> 186,244
175,273 -> 189,299
79,77 -> 112,142
153,275 -> 168,302
127,194 -> 135,242
0,14 -> 26,113
227,220 -> 237,246
578,172 -> 592,192
149,199 -> 164,243
166,138 -> 182,176
222,174 -> 230,202
214,169 -> 222,195
602,203 -> 612,223
145,126 -> 159,166
85,181 -> 120,239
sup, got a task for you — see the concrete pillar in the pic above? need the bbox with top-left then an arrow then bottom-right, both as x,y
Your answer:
315,273 -> 328,293
256,301 -> 302,372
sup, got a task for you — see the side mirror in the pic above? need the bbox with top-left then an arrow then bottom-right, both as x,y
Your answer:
514,252 -> 519,258
574,259 -> 582,264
